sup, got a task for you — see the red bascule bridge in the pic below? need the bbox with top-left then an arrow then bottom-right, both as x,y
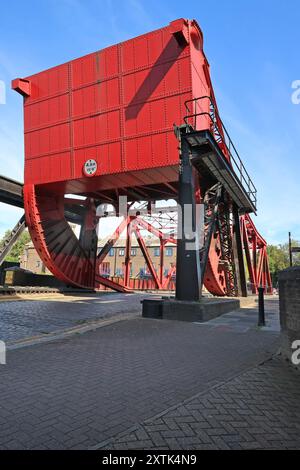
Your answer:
9,18 -> 272,301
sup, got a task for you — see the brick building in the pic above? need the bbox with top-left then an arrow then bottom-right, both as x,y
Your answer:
98,235 -> 176,278
20,235 -> 176,279
20,241 -> 49,274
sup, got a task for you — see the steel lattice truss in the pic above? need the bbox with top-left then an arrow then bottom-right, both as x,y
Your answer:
91,190 -> 272,295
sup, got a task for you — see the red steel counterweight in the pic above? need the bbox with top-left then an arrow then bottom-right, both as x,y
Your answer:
12,18 -> 272,296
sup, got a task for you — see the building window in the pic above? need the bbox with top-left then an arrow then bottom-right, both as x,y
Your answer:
154,247 -> 160,257
119,248 -> 125,256
122,262 -> 133,277
99,262 -> 110,275
166,247 -> 173,257
36,260 -> 41,268
109,248 -> 114,257
131,248 -> 137,257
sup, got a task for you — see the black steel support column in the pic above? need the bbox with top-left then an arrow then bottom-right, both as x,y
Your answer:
289,232 -> 293,267
79,199 -> 98,266
232,205 -> 247,297
175,133 -> 202,301
258,286 -> 265,326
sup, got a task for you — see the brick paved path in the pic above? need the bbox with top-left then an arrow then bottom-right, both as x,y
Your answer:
100,357 -> 300,450
0,299 -> 283,449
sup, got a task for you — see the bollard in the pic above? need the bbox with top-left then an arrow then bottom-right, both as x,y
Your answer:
258,286 -> 265,326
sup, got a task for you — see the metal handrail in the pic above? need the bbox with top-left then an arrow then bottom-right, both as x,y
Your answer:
184,96 -> 257,209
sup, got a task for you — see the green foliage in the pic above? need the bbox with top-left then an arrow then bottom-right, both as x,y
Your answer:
267,239 -> 300,285
0,229 -> 31,262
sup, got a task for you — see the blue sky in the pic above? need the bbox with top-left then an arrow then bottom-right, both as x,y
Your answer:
0,0 -> 299,244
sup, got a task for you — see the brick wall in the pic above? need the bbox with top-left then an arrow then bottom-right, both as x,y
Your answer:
20,244 -> 50,274
101,244 -> 176,278
279,266 -> 300,370
21,241 -> 176,278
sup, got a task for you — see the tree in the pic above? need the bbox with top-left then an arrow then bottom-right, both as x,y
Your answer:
267,239 -> 300,286
0,229 -> 31,263
267,244 -> 288,272
280,240 -> 300,266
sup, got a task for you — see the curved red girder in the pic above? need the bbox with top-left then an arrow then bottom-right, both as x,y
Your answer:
24,184 -> 97,289
205,213 -> 273,296
240,214 -> 272,294
24,184 -> 178,292
241,213 -> 267,248
24,183 -> 271,296
23,182 -> 230,295
24,185 -> 224,295
204,238 -> 227,296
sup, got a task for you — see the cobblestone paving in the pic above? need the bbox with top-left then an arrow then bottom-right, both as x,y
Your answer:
0,292 -> 152,343
0,300 -> 280,449
101,356 -> 300,450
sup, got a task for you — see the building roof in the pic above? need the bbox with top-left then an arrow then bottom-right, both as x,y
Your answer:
97,234 -> 176,248
25,235 -> 176,249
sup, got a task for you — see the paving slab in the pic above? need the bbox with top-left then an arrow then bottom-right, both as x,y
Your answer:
0,298 -> 281,449
101,356 -> 300,450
